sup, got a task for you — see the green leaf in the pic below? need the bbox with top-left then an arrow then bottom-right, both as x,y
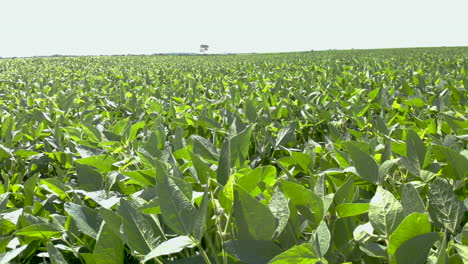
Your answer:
0,193 -> 10,211
142,236 -> 195,263
275,122 -> 297,147
393,232 -> 440,264
406,130 -> 426,168
75,164 -> 103,191
189,151 -> 214,185
75,154 -> 116,173
143,132 -> 162,158
0,144 -> 12,160
433,145 -> 468,180
117,199 -> 162,254
344,142 -> 379,184
281,180 -> 324,228
121,169 -> 155,187
454,244 -> 468,263
217,137 -> 231,186
369,187 -> 404,237
224,239 -> 282,264
268,186 -> 290,239
98,208 -> 123,240
336,203 -> 369,218
47,242 -> 67,264
14,223 -> 63,239
155,161 -> 197,235
0,245 -> 28,264
267,243 -> 320,264
388,213 -> 431,256
23,175 -> 38,207
65,203 -> 103,239
192,135 -> 219,161
379,159 -> 399,181
192,191 -> 209,241
333,175 -> 355,204
291,152 -> 314,174
309,221 -> 330,257
230,125 -> 254,167
400,183 -> 425,216
93,223 -> 124,264
428,178 -> 464,234
462,222 -> 468,246
233,185 -> 276,240
245,99 -> 258,123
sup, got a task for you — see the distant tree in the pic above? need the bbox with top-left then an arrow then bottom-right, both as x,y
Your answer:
200,44 -> 209,54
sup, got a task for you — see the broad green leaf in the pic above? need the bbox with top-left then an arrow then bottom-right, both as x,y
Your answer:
309,221 -> 330,257
245,99 -> 258,122
454,244 -> 468,263
47,242 -> 67,264
81,123 -> 102,143
121,169 -> 155,187
379,158 -> 399,180
369,187 -> 404,237
191,135 -> 219,161
23,175 -> 38,207
291,151 -> 314,173
428,178 -> 464,234
0,144 -> 12,160
433,145 -> 468,180
344,142 -> 379,184
14,223 -> 63,239
267,243 -> 320,264
189,151 -> 214,184
124,121 -> 145,142
237,167 -> 262,193
224,239 -> 282,264
333,175 -> 355,204
75,154 -> 116,173
40,178 -> 68,199
275,122 -> 297,147
336,203 -> 369,217
75,164 -> 103,191
93,223 -> 124,264
217,137 -> 231,186
117,199 -> 162,254
233,185 -> 276,240
0,236 -> 11,253
142,236 -> 194,263
155,161 -> 197,235
192,191 -> 209,241
360,242 -> 388,259
65,203 -> 102,239
393,232 -> 440,264
230,125 -> 254,167
268,187 -> 290,239
400,183 -> 425,216
0,192 -> 9,211
98,208 -> 123,240
406,130 -> 426,168
0,245 -> 27,264
281,180 -> 324,227
388,213 -> 431,256
219,173 -> 235,213
462,222 -> 468,245
143,131 -> 162,158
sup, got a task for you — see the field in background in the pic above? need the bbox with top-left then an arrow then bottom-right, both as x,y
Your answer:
0,47 -> 467,263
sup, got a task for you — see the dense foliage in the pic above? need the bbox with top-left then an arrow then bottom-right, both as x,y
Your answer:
0,47 -> 467,263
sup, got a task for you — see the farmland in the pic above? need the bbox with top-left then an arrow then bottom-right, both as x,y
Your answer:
0,47 -> 467,263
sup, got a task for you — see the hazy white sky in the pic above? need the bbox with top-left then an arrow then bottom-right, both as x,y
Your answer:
1,0 -> 467,57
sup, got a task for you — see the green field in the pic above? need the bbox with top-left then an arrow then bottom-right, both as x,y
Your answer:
0,47 -> 467,263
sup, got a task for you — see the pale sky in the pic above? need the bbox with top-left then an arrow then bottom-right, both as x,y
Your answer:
0,0 -> 467,57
